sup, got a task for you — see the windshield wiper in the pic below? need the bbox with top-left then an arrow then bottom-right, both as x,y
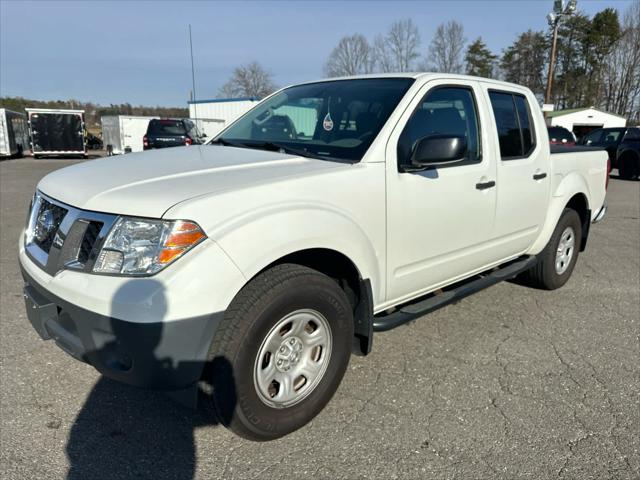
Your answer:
211,138 -> 349,163
210,138 -> 245,148
247,141 -> 349,162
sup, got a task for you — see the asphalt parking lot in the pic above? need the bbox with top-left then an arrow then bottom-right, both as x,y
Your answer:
0,156 -> 638,480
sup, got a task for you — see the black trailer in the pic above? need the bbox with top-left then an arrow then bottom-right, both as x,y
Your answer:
26,108 -> 87,158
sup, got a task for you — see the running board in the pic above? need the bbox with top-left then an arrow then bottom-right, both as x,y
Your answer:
373,256 -> 538,332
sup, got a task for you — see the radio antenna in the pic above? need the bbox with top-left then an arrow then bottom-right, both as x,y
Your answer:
189,24 -> 198,125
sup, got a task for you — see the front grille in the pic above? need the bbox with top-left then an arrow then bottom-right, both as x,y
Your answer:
32,198 -> 67,253
57,219 -> 103,267
77,221 -> 103,264
25,191 -> 117,276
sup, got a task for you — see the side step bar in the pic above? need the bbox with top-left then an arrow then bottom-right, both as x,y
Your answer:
373,256 -> 538,332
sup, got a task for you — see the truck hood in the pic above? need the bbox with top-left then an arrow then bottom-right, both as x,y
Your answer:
37,145 -> 348,217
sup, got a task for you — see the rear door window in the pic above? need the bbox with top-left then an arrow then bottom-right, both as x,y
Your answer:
515,96 -> 535,153
489,91 -> 536,159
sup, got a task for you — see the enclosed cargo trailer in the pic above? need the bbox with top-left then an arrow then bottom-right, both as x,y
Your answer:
188,97 -> 259,138
26,108 -> 86,158
101,115 -> 158,155
0,108 -> 30,158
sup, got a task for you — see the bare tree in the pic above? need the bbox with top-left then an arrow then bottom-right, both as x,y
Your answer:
425,20 -> 466,73
601,0 -> 640,120
373,34 -> 395,73
372,19 -> 420,72
218,62 -> 277,98
324,34 -> 373,77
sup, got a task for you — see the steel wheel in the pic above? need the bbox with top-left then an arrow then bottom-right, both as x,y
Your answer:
254,309 -> 332,409
555,226 -> 575,275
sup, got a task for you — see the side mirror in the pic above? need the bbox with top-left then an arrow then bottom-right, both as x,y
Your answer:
410,134 -> 467,168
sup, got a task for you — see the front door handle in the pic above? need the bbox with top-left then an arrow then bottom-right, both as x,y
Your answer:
476,180 -> 496,190
533,172 -> 547,180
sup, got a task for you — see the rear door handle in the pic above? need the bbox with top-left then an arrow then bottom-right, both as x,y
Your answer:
475,180 -> 496,190
533,172 -> 547,180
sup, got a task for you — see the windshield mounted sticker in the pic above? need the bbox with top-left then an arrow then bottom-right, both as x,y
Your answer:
323,112 -> 333,131
323,98 -> 334,131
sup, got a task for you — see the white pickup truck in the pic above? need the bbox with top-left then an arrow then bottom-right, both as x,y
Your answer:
20,74 -> 608,440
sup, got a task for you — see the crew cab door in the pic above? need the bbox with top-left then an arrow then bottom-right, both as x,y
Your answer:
385,80 -> 498,303
483,87 -> 549,256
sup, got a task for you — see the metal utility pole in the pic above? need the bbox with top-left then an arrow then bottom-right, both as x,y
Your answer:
544,0 -> 577,107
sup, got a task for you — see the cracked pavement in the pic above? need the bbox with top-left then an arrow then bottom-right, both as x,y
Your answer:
1,158 -> 638,479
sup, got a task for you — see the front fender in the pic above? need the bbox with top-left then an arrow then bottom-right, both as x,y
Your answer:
527,171 -> 591,255
208,202 -> 383,303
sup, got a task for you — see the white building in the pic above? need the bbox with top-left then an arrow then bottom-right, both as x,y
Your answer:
188,97 -> 260,138
546,107 -> 627,138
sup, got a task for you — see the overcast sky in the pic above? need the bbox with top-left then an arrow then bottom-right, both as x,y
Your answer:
0,0 -> 632,106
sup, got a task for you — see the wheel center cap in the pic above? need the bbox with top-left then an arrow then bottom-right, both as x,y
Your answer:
275,336 -> 303,372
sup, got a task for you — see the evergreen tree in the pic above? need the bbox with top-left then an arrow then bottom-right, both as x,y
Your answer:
500,30 -> 548,97
465,38 -> 497,78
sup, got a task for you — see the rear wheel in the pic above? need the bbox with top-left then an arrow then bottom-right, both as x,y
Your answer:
523,208 -> 582,290
207,264 -> 353,441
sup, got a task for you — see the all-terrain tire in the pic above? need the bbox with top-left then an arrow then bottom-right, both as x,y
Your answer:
207,263 -> 353,441
523,208 -> 582,290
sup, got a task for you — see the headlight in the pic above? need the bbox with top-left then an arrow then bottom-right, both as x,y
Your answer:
93,217 -> 206,275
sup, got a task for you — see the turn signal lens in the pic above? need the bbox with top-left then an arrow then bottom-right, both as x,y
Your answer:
158,248 -> 187,264
165,221 -> 205,247
157,221 -> 206,265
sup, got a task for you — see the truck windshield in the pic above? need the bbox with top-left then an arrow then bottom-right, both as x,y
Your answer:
214,78 -> 414,162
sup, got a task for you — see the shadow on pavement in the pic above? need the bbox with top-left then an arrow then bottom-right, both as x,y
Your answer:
65,280 -> 236,480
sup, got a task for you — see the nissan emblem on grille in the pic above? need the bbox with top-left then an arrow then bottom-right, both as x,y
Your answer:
34,209 -> 56,242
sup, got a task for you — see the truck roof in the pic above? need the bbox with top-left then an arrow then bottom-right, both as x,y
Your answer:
294,72 -> 530,92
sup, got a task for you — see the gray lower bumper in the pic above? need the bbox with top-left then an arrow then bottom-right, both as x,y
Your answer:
593,202 -> 607,223
22,267 -> 222,390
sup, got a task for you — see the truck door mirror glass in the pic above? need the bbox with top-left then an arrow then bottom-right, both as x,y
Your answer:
410,134 -> 467,168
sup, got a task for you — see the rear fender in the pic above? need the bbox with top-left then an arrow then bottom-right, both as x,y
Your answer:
527,172 -> 591,255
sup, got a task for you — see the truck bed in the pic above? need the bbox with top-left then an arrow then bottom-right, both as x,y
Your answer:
549,145 -> 608,222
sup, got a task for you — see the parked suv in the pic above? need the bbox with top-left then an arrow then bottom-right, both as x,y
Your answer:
616,128 -> 640,179
143,118 -> 205,150
580,127 -> 640,179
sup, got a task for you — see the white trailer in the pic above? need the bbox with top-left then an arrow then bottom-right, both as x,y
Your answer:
188,97 -> 259,138
0,108 -> 30,157
101,115 -> 158,155
192,118 -> 225,139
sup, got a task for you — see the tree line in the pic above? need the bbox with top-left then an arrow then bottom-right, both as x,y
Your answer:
220,1 -> 639,122
0,97 -> 188,132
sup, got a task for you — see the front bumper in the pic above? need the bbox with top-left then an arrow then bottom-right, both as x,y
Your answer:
22,267 -> 222,390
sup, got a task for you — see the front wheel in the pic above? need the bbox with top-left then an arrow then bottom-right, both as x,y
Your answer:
523,208 -> 582,290
207,264 -> 353,441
